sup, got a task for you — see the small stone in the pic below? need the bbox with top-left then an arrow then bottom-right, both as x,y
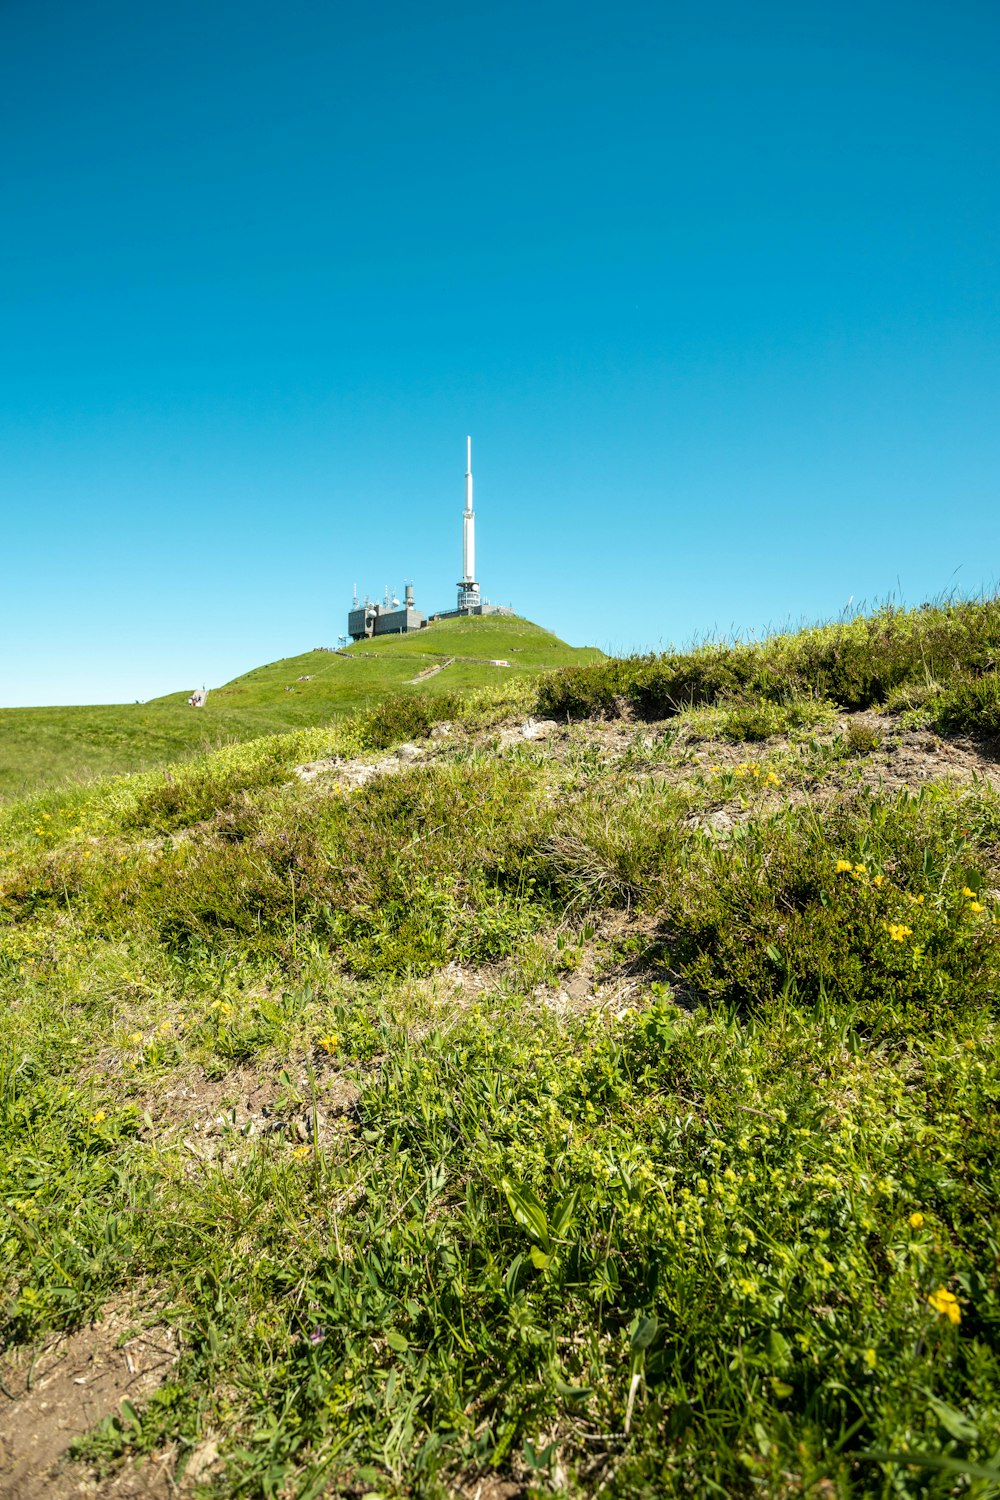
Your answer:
185,1439 -> 221,1483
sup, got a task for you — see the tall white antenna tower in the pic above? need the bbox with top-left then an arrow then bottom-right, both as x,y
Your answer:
458,435 -> 480,611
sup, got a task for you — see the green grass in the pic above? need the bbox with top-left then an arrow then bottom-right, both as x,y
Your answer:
0,617 -> 601,802
1,599 -> 999,1497
537,596 -> 1000,726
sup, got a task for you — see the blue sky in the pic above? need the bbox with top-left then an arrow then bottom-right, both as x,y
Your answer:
2,0 -> 998,704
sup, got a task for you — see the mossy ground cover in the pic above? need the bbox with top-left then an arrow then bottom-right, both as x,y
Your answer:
1,602 -> 1000,1497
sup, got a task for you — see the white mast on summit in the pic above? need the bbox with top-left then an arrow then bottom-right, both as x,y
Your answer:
460,435 -> 479,608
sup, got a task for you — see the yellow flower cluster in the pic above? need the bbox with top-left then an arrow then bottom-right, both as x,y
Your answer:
927,1286 -> 961,1325
729,762 -> 781,786
884,922 -> 913,943
710,763 -> 779,786
317,1032 -> 339,1054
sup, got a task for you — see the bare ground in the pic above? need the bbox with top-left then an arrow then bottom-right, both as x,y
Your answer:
0,1302 -> 179,1500
135,1055 -> 361,1158
293,709 -> 1000,803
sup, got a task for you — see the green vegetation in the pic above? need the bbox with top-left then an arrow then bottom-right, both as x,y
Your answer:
1,599 -> 999,1497
0,616 -> 601,802
538,597 -> 1000,731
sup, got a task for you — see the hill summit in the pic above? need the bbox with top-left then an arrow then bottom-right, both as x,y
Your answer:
0,615 -> 602,800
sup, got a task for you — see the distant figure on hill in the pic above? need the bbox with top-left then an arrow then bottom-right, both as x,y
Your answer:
188,688 -> 208,708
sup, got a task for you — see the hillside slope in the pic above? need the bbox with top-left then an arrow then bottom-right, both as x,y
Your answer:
1,599 -> 998,1498
0,616 -> 601,801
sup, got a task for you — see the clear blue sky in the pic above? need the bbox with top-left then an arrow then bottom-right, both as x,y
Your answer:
2,0 -> 997,705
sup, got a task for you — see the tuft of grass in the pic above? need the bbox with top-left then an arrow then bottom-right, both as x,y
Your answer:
677,693 -> 836,743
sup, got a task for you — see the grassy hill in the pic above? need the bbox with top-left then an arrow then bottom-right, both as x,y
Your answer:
0,616 -> 601,801
1,599 -> 999,1497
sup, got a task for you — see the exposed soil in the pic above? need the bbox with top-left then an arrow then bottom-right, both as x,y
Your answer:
450,1478 -> 524,1500
137,1055 -> 361,1157
0,1302 -> 178,1500
535,911 -> 665,1018
293,709 -> 1000,804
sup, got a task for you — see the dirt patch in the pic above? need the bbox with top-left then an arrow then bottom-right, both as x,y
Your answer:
292,741 -> 428,787
853,724 -> 1000,795
292,718 -> 564,789
535,913 -> 665,1018
0,1303 -> 178,1500
450,1478 -> 524,1500
481,708 -> 1000,797
139,1057 -> 361,1161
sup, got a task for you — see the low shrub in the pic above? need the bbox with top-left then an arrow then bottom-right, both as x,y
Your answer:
930,673 -> 1000,735
650,791 -> 1000,1035
353,692 -> 467,751
538,598 -> 1000,723
687,694 -> 835,743
844,720 -> 883,754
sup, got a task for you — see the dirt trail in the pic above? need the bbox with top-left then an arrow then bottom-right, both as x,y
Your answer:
0,1303 -> 178,1500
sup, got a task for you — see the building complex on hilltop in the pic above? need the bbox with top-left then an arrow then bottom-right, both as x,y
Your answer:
347,438 -> 514,642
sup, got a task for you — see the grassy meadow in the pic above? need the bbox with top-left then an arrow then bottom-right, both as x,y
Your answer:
0,616 -> 600,802
1,600 -> 1000,1497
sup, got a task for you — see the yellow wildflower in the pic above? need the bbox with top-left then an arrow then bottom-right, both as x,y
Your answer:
128,1031 -> 143,1044
835,860 -> 853,874
873,874 -> 884,887
906,893 -> 925,905
968,900 -> 985,914
851,864 -> 868,878
885,922 -> 913,942
962,886 -> 976,898
292,1145 -> 312,1160
927,1286 -> 961,1325
863,1347 -> 877,1369
317,1033 -> 339,1054
89,1109 -> 106,1125
909,1211 -> 924,1229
